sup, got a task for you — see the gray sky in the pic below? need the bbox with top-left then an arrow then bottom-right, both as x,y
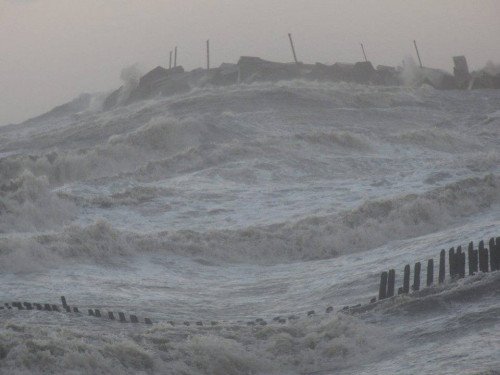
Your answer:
1,0 -> 499,126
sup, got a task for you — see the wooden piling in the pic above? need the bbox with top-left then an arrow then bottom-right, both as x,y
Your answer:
44,304 -> 52,311
403,264 -> 410,294
94,309 -> 101,317
51,305 -> 59,312
413,262 -> 421,291
439,249 -> 445,283
479,240 -> 489,272
108,312 -> 115,320
379,271 -> 388,300
88,309 -> 94,316
13,302 -> 23,310
61,296 -> 67,309
130,315 -> 139,323
489,237 -> 499,271
145,318 -> 153,325
427,259 -> 434,286
118,312 -> 127,323
468,241 -> 478,275
73,307 -> 79,313
23,302 -> 33,310
457,246 -> 465,278
449,247 -> 456,278
387,269 -> 395,297
496,237 -> 500,270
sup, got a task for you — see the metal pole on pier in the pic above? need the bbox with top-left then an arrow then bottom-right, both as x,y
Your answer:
288,33 -> 299,65
360,43 -> 368,62
413,40 -> 423,68
206,39 -> 210,70
174,46 -> 178,67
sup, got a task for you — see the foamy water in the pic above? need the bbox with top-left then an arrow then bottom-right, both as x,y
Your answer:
0,81 -> 499,374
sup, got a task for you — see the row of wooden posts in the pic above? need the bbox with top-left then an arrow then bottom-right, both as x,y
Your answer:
378,237 -> 500,301
2,296 -> 153,325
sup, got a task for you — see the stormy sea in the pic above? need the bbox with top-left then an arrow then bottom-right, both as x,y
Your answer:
0,77 -> 499,374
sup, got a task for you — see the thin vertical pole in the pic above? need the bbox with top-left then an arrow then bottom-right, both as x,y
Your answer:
413,40 -> 423,68
169,51 -> 172,69
360,43 -> 368,62
174,46 -> 178,68
206,39 -> 210,70
288,33 -> 299,65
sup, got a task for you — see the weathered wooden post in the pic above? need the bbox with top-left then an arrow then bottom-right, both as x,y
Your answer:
387,269 -> 395,297
145,318 -> 153,325
88,309 -> 94,316
496,237 -> 500,270
439,249 -> 446,283
61,296 -> 67,309
403,264 -> 410,294
94,309 -> 101,317
23,302 -> 33,310
489,237 -> 499,271
449,248 -> 456,278
413,262 -> 421,291
108,311 -> 115,320
118,312 -> 127,323
468,241 -> 478,275
479,240 -> 489,272
457,246 -> 465,278
379,271 -> 388,300
44,304 -> 52,311
427,259 -> 434,286
130,315 -> 139,323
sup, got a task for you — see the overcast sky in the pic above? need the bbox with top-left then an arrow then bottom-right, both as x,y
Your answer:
1,0 -> 499,126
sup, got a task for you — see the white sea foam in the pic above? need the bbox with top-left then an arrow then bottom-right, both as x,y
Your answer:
1,80 -> 500,374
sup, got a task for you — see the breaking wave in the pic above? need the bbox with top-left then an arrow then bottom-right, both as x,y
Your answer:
0,311 -> 393,375
1,174 -> 499,270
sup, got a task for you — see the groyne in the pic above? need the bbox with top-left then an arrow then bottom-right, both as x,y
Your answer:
2,236 -> 498,327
